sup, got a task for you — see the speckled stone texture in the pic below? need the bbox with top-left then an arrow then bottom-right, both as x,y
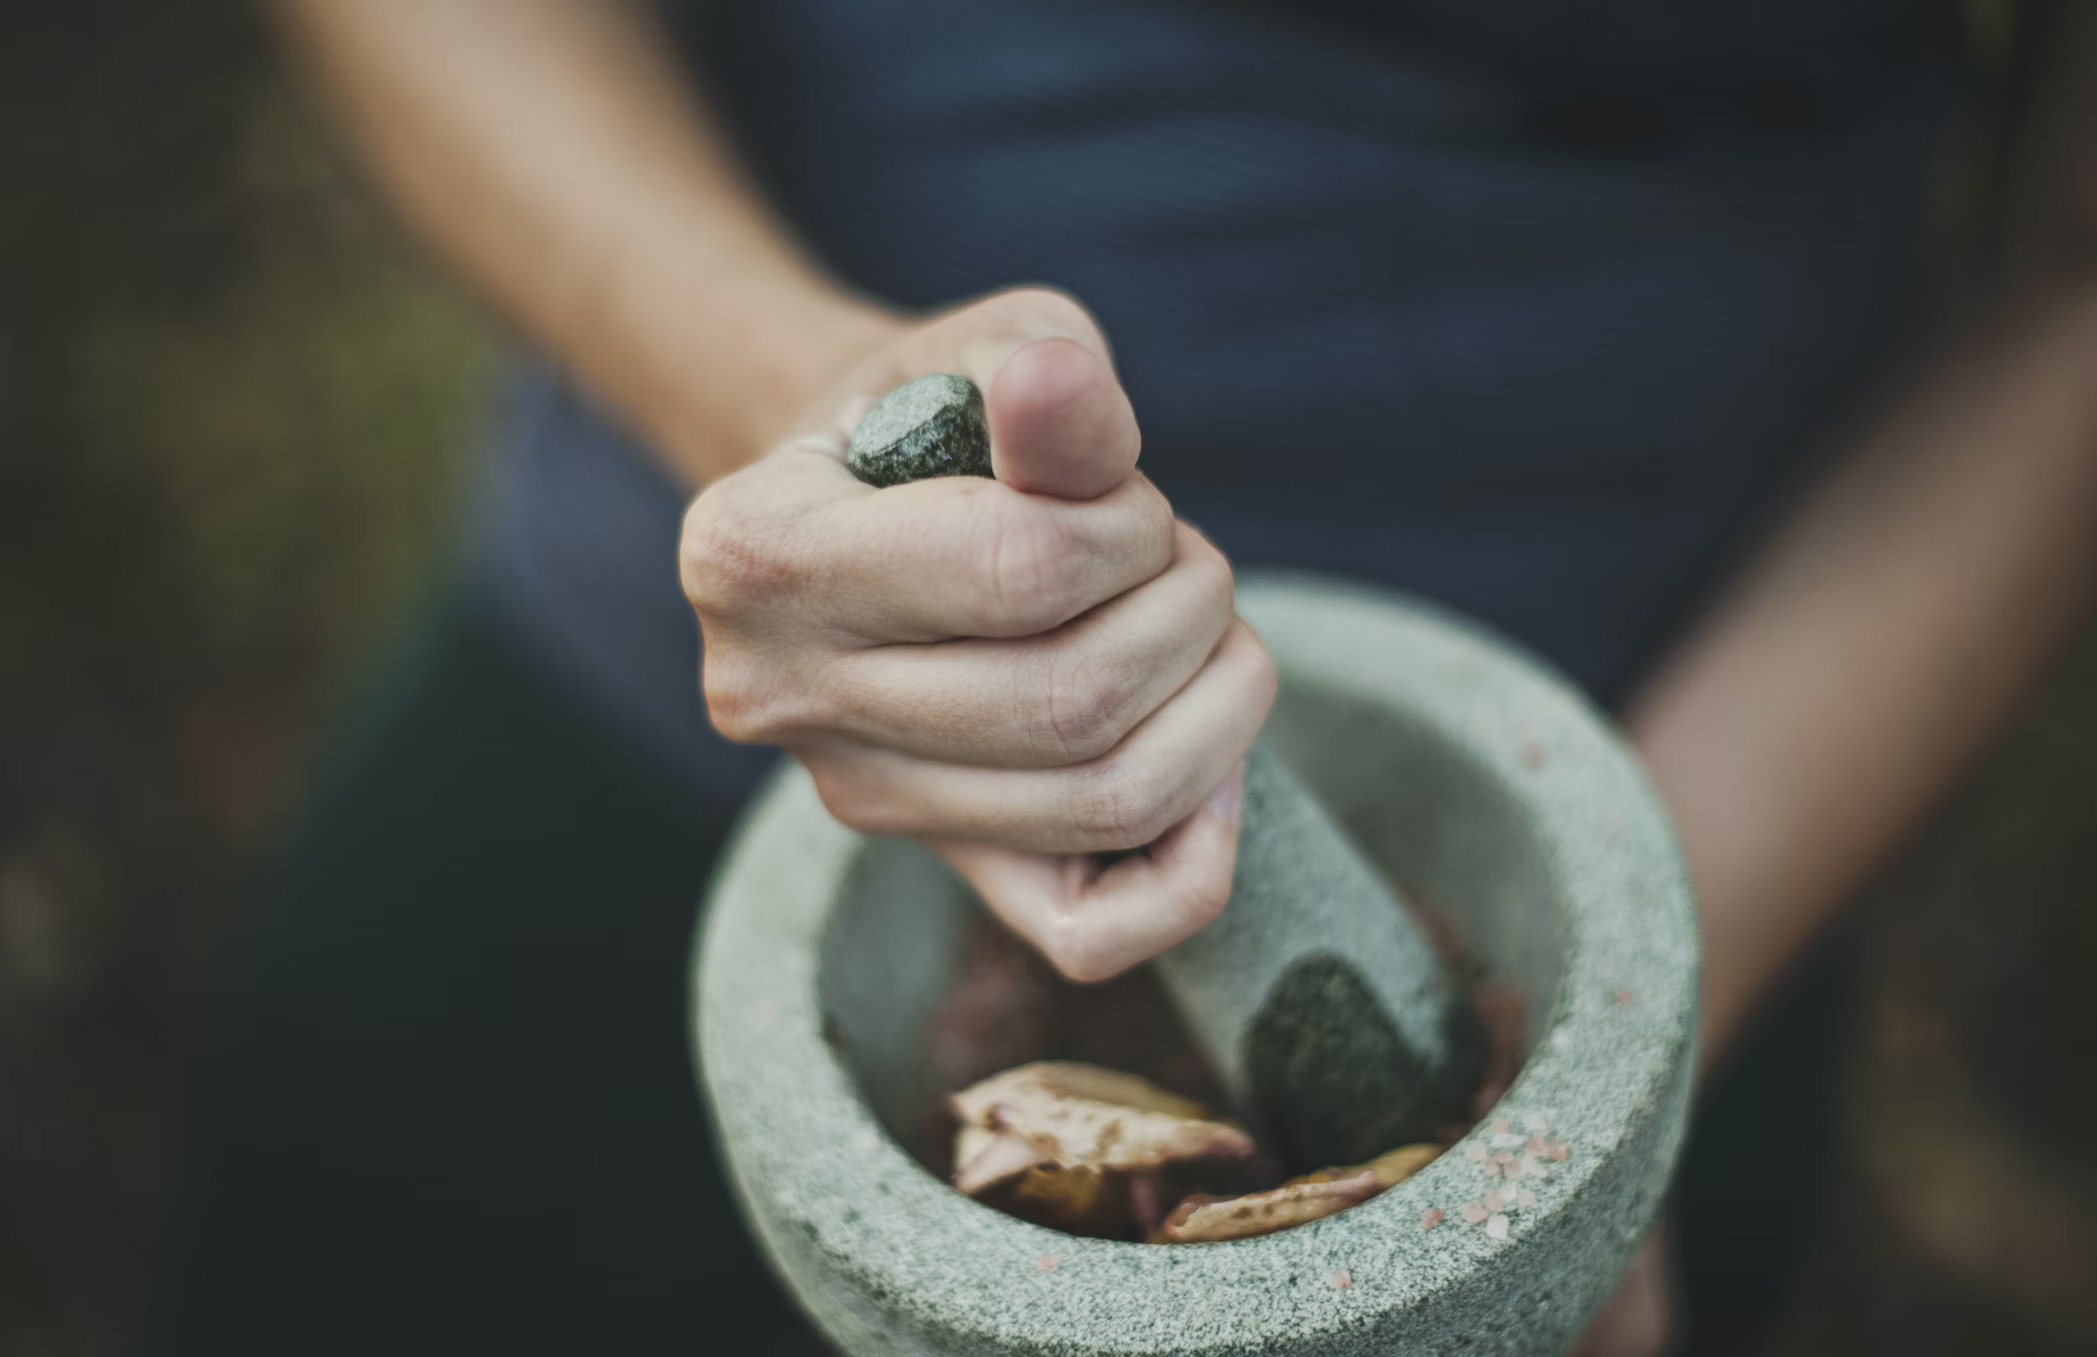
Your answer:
1161,745 -> 1479,1166
697,574 -> 1699,1356
846,373 -> 993,486
842,382 -> 1478,1154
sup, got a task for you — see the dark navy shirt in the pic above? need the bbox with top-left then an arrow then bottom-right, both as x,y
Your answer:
478,0 -> 1968,795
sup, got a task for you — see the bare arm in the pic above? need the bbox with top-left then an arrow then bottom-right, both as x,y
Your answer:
1627,9 -> 2097,1070
271,0 -> 898,483
1581,23 -> 2097,1354
272,0 -> 1270,982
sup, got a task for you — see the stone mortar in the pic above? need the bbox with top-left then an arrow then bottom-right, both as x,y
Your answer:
696,572 -> 1700,1356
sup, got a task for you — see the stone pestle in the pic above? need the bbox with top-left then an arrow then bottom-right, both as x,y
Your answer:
846,374 -> 1481,1164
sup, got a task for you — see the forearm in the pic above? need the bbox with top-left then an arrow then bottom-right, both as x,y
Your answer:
1628,286 -> 2097,1069
272,0 -> 898,483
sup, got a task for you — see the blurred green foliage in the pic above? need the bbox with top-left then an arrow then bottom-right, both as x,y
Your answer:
0,9 -> 488,1354
1,13 -> 487,787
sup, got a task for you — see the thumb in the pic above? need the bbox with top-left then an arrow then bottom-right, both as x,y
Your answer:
916,288 -> 1142,501
987,333 -> 1140,501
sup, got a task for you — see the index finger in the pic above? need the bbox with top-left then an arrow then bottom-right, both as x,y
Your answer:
809,463 -> 1176,643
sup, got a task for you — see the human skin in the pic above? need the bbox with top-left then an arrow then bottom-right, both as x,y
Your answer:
276,1 -> 2097,1351
678,294 -> 1276,980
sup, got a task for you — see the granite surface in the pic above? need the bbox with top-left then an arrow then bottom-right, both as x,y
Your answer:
845,373 -> 993,486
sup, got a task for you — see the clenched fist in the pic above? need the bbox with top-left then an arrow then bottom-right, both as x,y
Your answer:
681,288 -> 1275,981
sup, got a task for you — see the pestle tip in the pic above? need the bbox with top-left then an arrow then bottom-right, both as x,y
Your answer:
846,374 -> 992,487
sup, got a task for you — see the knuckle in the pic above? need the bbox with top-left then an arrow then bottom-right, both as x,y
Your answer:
700,656 -> 817,746
680,477 -> 795,614
1242,627 -> 1281,712
1072,758 -> 1174,851
1104,476 -> 1176,580
699,658 -> 768,744
1132,478 -> 1177,553
1037,649 -> 1132,763
974,499 -> 1084,632
1174,870 -> 1233,931
1037,915 -> 1121,984
1186,532 -> 1237,619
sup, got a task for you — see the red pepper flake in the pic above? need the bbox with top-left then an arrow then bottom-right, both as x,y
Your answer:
1037,1254 -> 1059,1274
1421,1208 -> 1444,1229
1327,1269 -> 1353,1290
1461,1201 -> 1489,1226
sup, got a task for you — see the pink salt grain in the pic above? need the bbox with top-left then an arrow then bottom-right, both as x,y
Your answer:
1486,1214 -> 1510,1241
1613,989 -> 1635,1008
1516,1189 -> 1538,1208
1483,1189 -> 1505,1214
1037,1255 -> 1059,1275
1421,1208 -> 1444,1229
1461,1202 -> 1488,1226
1328,1269 -> 1353,1290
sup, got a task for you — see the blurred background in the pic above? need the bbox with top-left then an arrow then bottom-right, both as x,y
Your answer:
1,4 -> 2093,1356
2,7 -> 488,1353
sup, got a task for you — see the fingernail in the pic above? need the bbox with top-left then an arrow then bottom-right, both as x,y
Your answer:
1207,765 -> 1245,826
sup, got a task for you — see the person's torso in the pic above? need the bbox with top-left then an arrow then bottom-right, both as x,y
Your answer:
484,0 -> 1970,791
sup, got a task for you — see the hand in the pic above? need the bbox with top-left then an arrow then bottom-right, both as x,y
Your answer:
1572,1227 -> 1674,1357
681,287 -> 1276,981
